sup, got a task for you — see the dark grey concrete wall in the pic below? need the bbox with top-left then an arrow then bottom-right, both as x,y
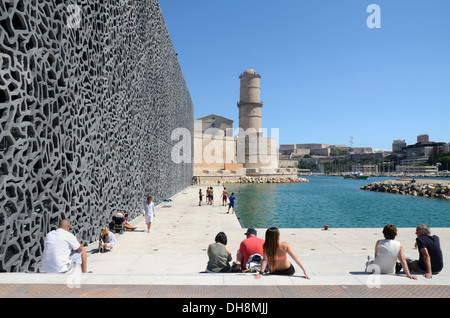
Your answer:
0,0 -> 193,272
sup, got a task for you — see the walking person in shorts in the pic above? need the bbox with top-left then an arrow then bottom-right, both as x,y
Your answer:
222,188 -> 228,206
228,192 -> 236,214
199,189 -> 204,206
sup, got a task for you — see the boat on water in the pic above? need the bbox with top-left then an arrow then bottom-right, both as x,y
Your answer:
343,173 -> 369,180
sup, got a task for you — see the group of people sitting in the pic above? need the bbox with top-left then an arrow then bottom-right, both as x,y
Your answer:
206,227 -> 309,279
205,224 -> 444,280
205,227 -> 310,279
99,210 -> 140,252
365,224 -> 443,279
40,216 -> 443,279
40,211 -> 138,273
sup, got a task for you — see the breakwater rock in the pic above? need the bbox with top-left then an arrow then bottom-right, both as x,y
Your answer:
224,176 -> 309,184
360,179 -> 450,199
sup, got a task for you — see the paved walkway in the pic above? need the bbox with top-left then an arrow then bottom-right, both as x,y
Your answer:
1,183 -> 449,299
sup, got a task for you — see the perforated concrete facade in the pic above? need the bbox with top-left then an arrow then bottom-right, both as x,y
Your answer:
0,0 -> 193,272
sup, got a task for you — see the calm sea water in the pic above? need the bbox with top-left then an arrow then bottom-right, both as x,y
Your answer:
225,176 -> 450,229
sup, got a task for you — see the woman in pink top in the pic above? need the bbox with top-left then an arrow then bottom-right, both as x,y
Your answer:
256,227 -> 310,279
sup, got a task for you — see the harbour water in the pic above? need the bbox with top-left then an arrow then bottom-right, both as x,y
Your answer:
226,176 -> 450,229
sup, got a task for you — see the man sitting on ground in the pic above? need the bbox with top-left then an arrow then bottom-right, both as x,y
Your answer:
41,219 -> 88,273
406,224 -> 443,279
236,228 -> 265,271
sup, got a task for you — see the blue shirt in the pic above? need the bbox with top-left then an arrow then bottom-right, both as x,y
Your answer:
417,235 -> 443,273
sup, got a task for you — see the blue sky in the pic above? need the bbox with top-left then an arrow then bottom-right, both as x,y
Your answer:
159,0 -> 450,151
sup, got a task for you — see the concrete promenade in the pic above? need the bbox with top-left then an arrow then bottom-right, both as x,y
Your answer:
0,183 -> 449,299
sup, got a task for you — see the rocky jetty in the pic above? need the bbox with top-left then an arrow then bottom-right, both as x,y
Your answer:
360,179 -> 450,199
224,176 -> 309,184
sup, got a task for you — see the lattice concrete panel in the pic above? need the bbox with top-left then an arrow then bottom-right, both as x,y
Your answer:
0,0 -> 193,272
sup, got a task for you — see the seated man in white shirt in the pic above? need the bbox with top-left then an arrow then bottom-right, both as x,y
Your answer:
41,219 -> 88,273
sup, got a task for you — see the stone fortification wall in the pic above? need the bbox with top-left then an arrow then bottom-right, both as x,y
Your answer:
0,0 -> 193,271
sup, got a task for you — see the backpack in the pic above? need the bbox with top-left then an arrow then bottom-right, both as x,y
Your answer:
245,254 -> 269,273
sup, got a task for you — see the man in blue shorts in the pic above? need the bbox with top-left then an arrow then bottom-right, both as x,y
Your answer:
227,192 -> 236,214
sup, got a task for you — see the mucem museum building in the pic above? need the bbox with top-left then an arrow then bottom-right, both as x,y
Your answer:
0,0 -> 194,272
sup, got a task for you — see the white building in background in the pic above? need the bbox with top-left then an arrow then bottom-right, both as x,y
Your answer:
194,69 -> 296,181
396,165 -> 438,174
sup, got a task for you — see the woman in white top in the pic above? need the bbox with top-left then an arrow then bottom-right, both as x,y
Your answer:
99,227 -> 116,252
366,224 -> 417,280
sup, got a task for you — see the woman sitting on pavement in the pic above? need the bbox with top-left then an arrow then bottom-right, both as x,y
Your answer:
99,227 -> 117,252
365,224 -> 418,280
205,232 -> 232,273
122,212 -> 137,231
256,227 -> 310,279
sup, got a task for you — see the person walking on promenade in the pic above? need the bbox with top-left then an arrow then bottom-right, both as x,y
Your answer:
365,224 -> 417,280
205,232 -> 232,273
206,187 -> 211,205
256,227 -> 310,279
41,219 -> 88,273
222,187 -> 228,206
237,228 -> 265,271
209,187 -> 214,205
227,192 -> 236,214
143,196 -> 156,233
199,189 -> 204,206
406,224 -> 443,279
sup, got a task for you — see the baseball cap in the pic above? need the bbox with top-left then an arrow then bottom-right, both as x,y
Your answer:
244,228 -> 257,236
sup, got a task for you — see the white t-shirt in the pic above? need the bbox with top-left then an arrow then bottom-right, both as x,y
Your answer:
373,239 -> 401,274
103,231 -> 116,247
41,228 -> 81,273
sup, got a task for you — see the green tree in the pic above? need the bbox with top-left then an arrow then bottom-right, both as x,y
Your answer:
437,152 -> 450,171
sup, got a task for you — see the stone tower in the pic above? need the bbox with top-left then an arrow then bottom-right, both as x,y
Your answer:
237,69 -> 263,132
237,69 -> 277,170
